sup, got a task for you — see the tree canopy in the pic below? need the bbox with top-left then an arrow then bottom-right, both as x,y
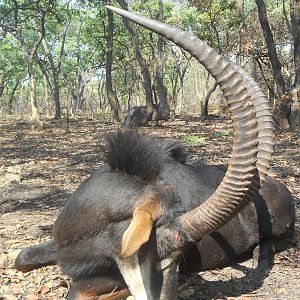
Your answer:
0,0 -> 299,129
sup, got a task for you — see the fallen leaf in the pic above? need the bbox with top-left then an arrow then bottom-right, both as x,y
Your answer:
40,285 -> 50,295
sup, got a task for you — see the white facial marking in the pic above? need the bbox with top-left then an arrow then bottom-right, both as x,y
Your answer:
116,255 -> 148,300
160,258 -> 173,271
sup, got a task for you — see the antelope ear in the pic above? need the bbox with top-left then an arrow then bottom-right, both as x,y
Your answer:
120,197 -> 163,258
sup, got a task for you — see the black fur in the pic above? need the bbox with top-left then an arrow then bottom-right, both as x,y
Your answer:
105,130 -> 188,182
15,131 -> 295,299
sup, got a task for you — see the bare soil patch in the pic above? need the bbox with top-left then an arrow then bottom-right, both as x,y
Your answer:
0,117 -> 299,299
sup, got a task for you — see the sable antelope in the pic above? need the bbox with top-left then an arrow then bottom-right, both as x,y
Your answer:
15,6 -> 295,300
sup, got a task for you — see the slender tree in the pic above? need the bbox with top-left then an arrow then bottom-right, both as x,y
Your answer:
105,5 -> 120,122
290,0 -> 300,92
116,0 -> 155,119
155,0 -> 170,120
254,0 -> 294,128
0,0 -> 54,124
40,21 -> 69,119
289,0 -> 300,129
255,0 -> 287,96
8,79 -> 20,115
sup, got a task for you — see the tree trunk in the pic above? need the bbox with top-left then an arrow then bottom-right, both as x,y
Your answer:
28,61 -> 39,122
82,75 -> 93,115
116,0 -> 154,118
255,0 -> 291,128
43,74 -> 50,117
98,76 -> 106,109
155,0 -> 170,120
192,63 -> 204,114
169,71 -> 178,113
290,0 -> 300,130
1,0 -> 50,124
42,39 -> 61,119
53,77 -> 61,119
203,81 -> 217,118
74,72 -> 84,113
291,0 -> 300,93
255,0 -> 287,96
106,7 -> 120,122
0,82 -> 6,98
290,88 -> 300,130
0,74 -> 9,97
255,57 -> 275,99
74,7 -> 84,114
8,79 -> 20,115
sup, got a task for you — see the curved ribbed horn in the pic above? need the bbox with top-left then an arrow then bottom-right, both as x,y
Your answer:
106,6 -> 274,247
231,63 -> 274,184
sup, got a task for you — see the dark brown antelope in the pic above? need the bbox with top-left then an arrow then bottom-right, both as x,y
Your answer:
15,6 -> 295,300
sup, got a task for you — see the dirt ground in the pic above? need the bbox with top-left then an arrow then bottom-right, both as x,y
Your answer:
0,117 -> 299,300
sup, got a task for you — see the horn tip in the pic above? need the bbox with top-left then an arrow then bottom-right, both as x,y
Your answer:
105,5 -> 118,12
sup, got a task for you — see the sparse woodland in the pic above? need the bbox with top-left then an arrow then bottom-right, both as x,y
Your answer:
0,0 -> 299,129
0,0 -> 300,299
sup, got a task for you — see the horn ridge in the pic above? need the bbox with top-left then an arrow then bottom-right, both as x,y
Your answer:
231,63 -> 274,184
107,6 -> 274,248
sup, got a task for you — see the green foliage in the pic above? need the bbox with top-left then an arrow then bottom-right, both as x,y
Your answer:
185,134 -> 206,145
0,34 -> 27,110
213,130 -> 233,138
0,0 -> 297,119
185,0 -> 242,52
